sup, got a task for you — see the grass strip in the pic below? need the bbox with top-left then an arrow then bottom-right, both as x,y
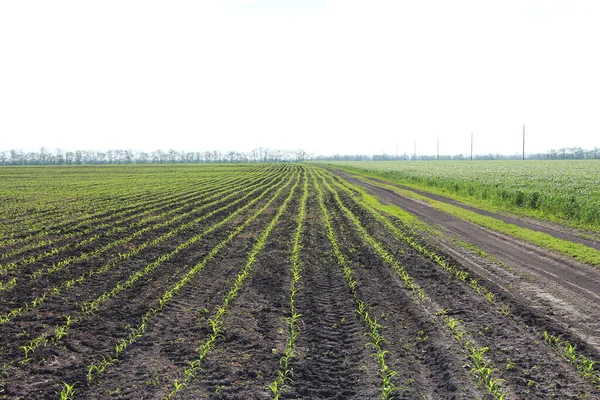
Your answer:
349,172 -> 600,267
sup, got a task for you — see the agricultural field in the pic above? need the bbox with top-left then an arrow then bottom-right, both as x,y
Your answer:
321,160 -> 600,230
1,163 -> 600,399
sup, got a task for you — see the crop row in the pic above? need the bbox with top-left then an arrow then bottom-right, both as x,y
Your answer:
0,164 -> 279,243
0,172 -> 226,260
0,171 -> 284,325
57,170 -> 299,398
269,171 -> 309,398
164,171 -> 301,398
0,170 -> 292,370
0,165 -> 280,249
0,171 -> 252,276
0,170 -> 199,238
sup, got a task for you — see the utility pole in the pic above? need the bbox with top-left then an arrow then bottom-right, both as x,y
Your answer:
522,124 -> 526,160
470,132 -> 473,161
437,137 -> 439,161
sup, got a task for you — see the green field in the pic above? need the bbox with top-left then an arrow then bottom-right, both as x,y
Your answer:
317,160 -> 600,229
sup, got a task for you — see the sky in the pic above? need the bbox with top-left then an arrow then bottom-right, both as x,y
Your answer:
1,0 -> 599,157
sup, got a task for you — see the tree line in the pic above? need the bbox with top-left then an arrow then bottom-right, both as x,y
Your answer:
0,148 -> 309,166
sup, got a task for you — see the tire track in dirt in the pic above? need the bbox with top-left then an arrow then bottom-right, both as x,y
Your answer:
282,189 -> 379,400
335,171 -> 600,353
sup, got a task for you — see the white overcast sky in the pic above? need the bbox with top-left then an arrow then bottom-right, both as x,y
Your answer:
1,0 -> 599,156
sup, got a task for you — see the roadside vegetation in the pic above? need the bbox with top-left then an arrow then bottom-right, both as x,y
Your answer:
319,160 -> 600,231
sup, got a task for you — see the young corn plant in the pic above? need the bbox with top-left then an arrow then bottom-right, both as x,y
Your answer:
542,331 -> 600,386
270,171 -> 309,399
438,311 -> 506,399
60,382 -> 76,400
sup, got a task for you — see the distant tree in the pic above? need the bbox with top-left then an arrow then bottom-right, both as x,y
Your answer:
39,147 -> 51,164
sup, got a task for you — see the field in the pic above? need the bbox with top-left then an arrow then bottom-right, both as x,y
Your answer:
1,163 -> 600,399
320,160 -> 600,229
